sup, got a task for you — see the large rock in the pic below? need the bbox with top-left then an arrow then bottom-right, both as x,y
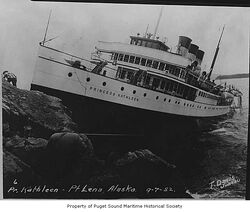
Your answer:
112,149 -> 191,198
3,150 -> 44,198
46,132 -> 103,183
3,136 -> 49,176
2,80 -> 77,139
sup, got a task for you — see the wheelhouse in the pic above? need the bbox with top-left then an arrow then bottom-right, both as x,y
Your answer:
130,36 -> 170,52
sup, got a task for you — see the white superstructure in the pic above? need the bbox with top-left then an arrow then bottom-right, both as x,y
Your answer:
32,39 -> 232,118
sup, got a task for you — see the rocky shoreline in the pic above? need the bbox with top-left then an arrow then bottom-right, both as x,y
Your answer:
2,81 -> 192,199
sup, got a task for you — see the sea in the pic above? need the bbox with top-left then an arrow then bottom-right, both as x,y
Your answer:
186,77 -> 249,199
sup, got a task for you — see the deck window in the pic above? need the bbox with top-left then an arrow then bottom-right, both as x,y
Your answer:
152,61 -> 159,69
141,58 -> 146,66
176,68 -> 180,77
177,84 -> 181,94
137,40 -> 142,46
146,42 -> 152,48
146,59 -> 152,67
169,65 -> 174,74
152,78 -> 160,89
142,40 -> 147,47
129,55 -> 135,63
173,82 -> 178,92
145,75 -> 150,85
165,80 -> 170,91
152,42 -> 159,49
179,85 -> 185,95
127,71 -> 133,80
180,69 -> 186,78
113,53 -> 118,60
165,64 -> 170,71
159,62 -> 165,71
160,80 -> 166,90
124,55 -> 129,62
118,54 -> 124,61
168,82 -> 173,92
120,69 -> 126,79
117,67 -> 134,81
135,57 -> 141,64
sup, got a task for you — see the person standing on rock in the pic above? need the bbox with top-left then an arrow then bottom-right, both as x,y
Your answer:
2,71 -> 17,87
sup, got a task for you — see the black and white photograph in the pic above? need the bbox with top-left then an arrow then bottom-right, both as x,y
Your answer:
1,0 -> 249,201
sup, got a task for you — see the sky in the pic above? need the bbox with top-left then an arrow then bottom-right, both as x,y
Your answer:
0,0 -> 249,89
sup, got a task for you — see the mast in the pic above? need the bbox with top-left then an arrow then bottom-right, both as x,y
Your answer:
207,25 -> 225,80
152,7 -> 163,40
144,24 -> 149,38
42,10 -> 52,45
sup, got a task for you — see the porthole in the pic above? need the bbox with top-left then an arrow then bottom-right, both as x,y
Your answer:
144,93 -> 147,97
103,82 -> 106,86
178,102 -> 180,104
164,98 -> 166,102
169,99 -> 171,103
156,96 -> 159,100
133,90 -> 136,94
184,103 -> 186,106
121,87 -> 124,91
86,77 -> 90,82
68,72 -> 73,77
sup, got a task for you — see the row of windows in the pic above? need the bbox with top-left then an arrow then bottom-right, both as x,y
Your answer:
130,39 -> 160,49
69,73 -> 226,110
103,81 -> 224,110
130,38 -> 169,51
100,80 -> 225,110
116,67 -> 197,101
198,90 -> 218,100
111,52 -> 186,79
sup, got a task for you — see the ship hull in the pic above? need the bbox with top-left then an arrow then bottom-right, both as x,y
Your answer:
31,83 -> 201,135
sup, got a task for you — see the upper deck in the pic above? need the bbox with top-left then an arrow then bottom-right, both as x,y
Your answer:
96,41 -> 190,68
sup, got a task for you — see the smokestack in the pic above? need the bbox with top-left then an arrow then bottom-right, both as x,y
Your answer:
188,44 -> 199,61
177,36 -> 192,57
196,49 -> 205,65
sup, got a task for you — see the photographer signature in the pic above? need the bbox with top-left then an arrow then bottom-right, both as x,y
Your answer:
209,175 -> 240,190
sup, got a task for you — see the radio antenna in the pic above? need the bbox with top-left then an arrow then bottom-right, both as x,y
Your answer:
42,10 -> 52,45
152,7 -> 163,40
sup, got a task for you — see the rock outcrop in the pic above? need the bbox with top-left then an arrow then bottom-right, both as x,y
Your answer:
111,149 -> 190,198
2,81 -> 191,199
2,80 -> 77,139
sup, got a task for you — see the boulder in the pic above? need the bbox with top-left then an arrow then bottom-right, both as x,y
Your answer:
3,150 -> 43,198
112,149 -> 191,198
2,80 -> 77,139
3,136 -> 49,176
46,132 -> 103,183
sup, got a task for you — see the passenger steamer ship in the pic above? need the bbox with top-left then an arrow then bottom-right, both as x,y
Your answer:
31,14 -> 241,133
